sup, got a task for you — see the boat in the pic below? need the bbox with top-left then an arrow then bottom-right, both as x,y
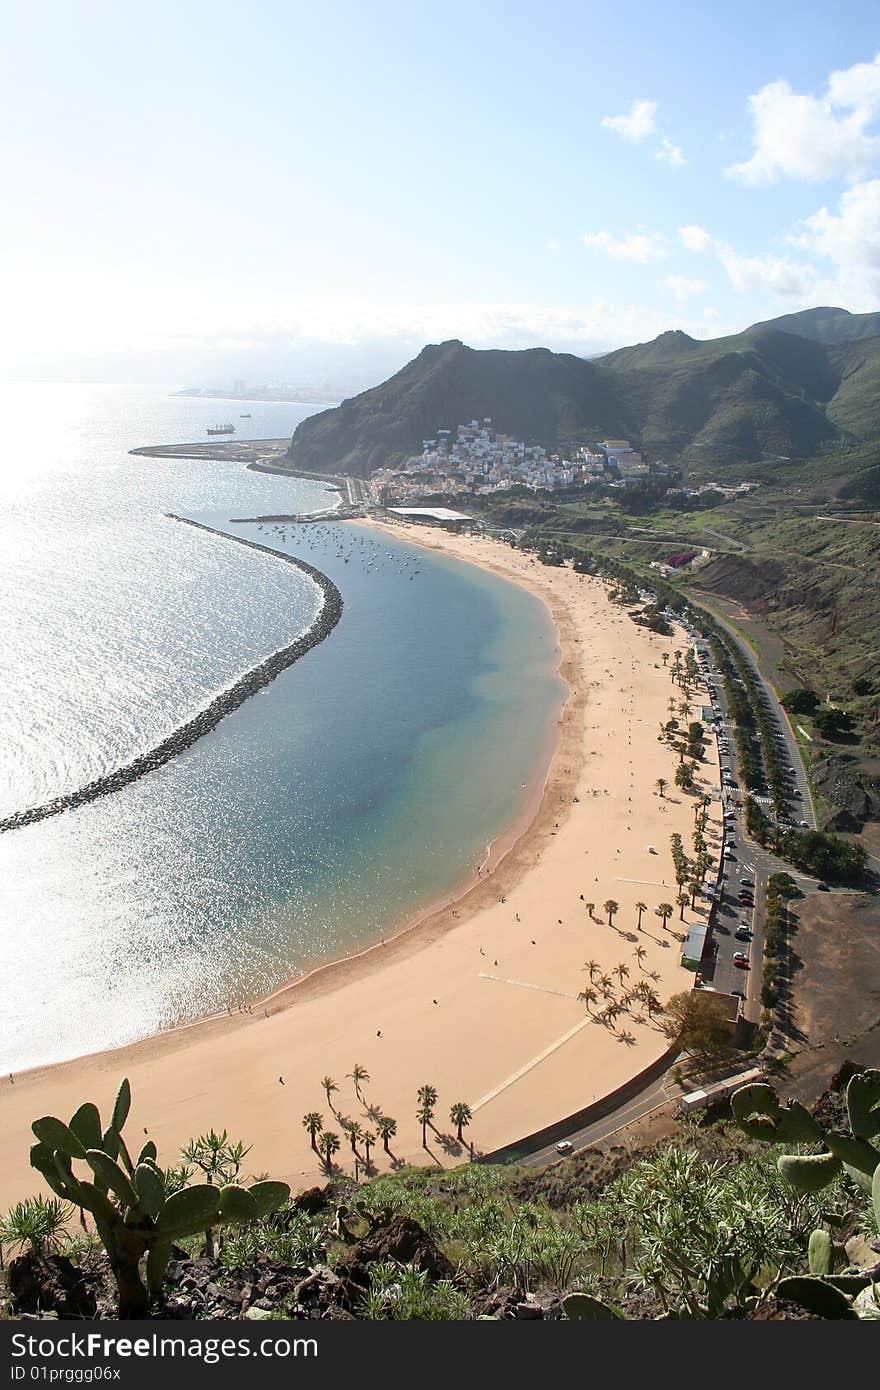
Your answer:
206,423 -> 235,436
240,412 -> 251,418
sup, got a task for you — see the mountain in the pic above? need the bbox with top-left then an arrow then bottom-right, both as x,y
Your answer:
748,305 -> 880,346
286,311 -> 880,476
287,340 -> 633,475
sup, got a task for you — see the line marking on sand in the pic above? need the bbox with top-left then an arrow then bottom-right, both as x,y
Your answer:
471,1013 -> 594,1113
478,973 -> 579,1001
614,877 -> 670,887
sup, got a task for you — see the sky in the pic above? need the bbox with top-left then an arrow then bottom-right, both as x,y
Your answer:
2,0 -> 879,387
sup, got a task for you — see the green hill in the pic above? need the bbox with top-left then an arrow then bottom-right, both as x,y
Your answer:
749,305 -> 880,346
286,312 -> 880,476
286,340 -> 633,475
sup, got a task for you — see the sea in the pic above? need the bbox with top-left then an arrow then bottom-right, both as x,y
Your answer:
0,383 -> 565,1072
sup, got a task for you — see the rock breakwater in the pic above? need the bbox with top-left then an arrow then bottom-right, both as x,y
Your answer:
0,516 -> 343,834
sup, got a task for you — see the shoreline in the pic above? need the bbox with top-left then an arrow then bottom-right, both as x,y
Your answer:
0,525 -> 721,1206
0,518 -> 343,834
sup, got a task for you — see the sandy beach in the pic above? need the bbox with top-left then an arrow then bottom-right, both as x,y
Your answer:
0,523 -> 720,1205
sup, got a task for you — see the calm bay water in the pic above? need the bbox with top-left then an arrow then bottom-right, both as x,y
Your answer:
0,384 -> 564,1071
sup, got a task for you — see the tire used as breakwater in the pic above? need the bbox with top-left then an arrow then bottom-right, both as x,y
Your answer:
0,516 -> 344,834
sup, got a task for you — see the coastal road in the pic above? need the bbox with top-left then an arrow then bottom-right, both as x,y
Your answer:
516,1070 -> 684,1168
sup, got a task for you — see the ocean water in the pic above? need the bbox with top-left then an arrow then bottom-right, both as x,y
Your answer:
0,384 -> 565,1071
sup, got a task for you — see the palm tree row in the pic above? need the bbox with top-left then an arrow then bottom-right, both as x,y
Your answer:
307,1076 -> 472,1172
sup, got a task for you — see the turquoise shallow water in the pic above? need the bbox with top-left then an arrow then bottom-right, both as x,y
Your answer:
0,386 -> 564,1070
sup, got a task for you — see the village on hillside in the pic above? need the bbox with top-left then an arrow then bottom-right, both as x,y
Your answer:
369,418 -> 759,507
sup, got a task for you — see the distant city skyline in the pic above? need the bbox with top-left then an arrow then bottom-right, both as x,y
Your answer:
2,0 -> 878,386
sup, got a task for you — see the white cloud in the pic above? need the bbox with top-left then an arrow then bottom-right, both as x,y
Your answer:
716,246 -> 818,300
601,99 -> 658,141
583,230 -> 666,262
676,223 -> 819,303
662,275 -> 708,300
728,53 -> 880,184
655,138 -> 685,167
790,179 -> 880,307
679,224 -> 713,252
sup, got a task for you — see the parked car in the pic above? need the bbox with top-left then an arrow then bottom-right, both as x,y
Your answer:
735,926 -> 753,941
731,988 -> 746,1000
816,881 -> 830,892
733,953 -> 750,970
738,893 -> 754,906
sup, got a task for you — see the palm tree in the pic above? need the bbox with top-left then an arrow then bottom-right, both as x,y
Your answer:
416,1085 -> 437,1146
689,880 -> 701,909
634,944 -> 648,970
301,1112 -> 323,1152
584,958 -> 600,981
635,901 -> 647,931
604,898 -> 619,926
347,1064 -> 370,1100
417,1100 -> 434,1148
578,986 -> 598,1012
614,961 -> 630,987
657,902 -> 674,930
321,1076 -> 338,1109
362,1130 -> 376,1166
450,1102 -> 472,1143
584,901 -> 596,920
644,987 -> 662,1015
629,980 -> 649,1012
317,1130 -> 340,1170
656,778 -> 667,799
601,1003 -> 620,1030
376,1115 -> 397,1153
677,892 -> 690,921
349,1121 -> 365,1154
599,972 -> 614,997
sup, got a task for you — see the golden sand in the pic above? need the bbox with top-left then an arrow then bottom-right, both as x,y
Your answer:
0,523 -> 720,1203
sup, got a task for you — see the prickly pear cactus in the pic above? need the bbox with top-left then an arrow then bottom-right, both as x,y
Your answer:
730,1071 -> 880,1199
562,1292 -> 624,1319
845,1070 -> 880,1139
29,1078 -> 289,1318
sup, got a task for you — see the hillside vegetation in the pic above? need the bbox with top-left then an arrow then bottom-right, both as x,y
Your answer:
5,1069 -> 879,1320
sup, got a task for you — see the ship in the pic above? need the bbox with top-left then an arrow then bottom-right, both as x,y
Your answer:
206,423 -> 235,436
240,412 -> 251,418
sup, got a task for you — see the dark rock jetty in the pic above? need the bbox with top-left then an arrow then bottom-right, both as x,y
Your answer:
0,516 -> 343,835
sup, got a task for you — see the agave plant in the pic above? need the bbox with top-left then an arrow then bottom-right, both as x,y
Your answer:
0,1195 -> 73,1259
28,1078 -> 289,1317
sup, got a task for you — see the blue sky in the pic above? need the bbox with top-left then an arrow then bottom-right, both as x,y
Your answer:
2,0 -> 879,384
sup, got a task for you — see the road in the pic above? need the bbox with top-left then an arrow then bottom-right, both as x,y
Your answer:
518,1070 -> 682,1167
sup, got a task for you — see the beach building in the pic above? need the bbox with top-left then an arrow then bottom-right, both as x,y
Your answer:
681,920 -> 708,971
386,506 -> 476,530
